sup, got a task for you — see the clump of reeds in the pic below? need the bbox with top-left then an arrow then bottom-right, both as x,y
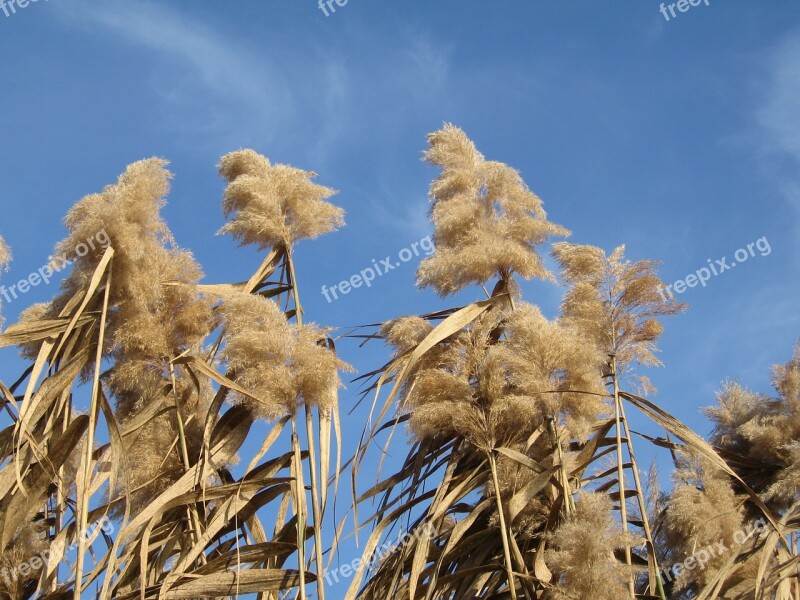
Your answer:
350,126 -> 696,600
0,150 -> 348,600
216,148 -> 348,600
44,158 -> 215,512
552,241 -> 685,599
704,342 -> 800,505
1,130 -> 796,600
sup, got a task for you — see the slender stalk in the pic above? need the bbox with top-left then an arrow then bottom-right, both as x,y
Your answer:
287,247 -> 304,325
291,416 -> 307,600
618,397 -> 667,600
169,362 -> 205,561
74,264 -> 112,600
488,450 -> 519,599
52,395 -> 71,592
305,404 -> 326,600
548,416 -> 574,516
611,355 -> 636,599
287,246 -> 326,599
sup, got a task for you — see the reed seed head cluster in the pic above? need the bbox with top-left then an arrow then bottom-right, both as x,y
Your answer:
218,149 -> 345,250
417,124 -> 569,296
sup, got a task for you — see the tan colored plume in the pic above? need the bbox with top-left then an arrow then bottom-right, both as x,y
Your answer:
218,148 -> 345,250
417,124 -> 569,296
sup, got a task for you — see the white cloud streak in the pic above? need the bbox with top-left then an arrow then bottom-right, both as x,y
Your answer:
57,0 -> 293,146
755,29 -> 800,257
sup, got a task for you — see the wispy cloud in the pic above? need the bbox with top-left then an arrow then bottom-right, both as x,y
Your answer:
755,29 -> 800,255
757,32 -> 800,161
55,1 -> 454,170
57,0 -> 293,146
403,35 -> 451,102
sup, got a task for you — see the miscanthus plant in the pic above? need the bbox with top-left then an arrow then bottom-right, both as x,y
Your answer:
346,125 -> 796,600
0,127 -> 796,600
656,344 -> 800,599
0,152 -> 347,600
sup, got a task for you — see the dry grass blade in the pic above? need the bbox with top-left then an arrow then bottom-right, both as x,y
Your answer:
0,415 -> 89,548
162,569 -> 315,598
619,390 -> 783,535
0,315 -> 95,348
75,259 -> 112,600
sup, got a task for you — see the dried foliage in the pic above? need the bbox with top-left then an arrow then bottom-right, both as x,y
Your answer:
0,129 -> 796,600
0,150 -> 346,600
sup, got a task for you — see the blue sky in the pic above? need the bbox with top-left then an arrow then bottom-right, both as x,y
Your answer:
1,0 -> 799,596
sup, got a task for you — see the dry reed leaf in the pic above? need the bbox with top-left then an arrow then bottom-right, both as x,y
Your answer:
163,568 -> 315,598
622,390 -> 781,534
0,415 -> 89,548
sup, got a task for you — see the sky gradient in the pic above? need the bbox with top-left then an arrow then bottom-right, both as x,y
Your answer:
1,1 -> 799,596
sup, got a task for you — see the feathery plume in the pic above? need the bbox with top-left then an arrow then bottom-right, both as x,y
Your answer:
552,242 -> 685,390
47,159 -> 214,378
704,342 -> 800,505
38,159 -> 216,512
218,149 -> 345,250
16,302 -> 54,361
662,454 -> 745,592
417,124 -> 569,296
501,303 -> 607,440
0,522 -> 48,600
387,302 -> 606,449
546,492 -> 640,600
0,235 -> 9,270
219,292 -> 346,421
